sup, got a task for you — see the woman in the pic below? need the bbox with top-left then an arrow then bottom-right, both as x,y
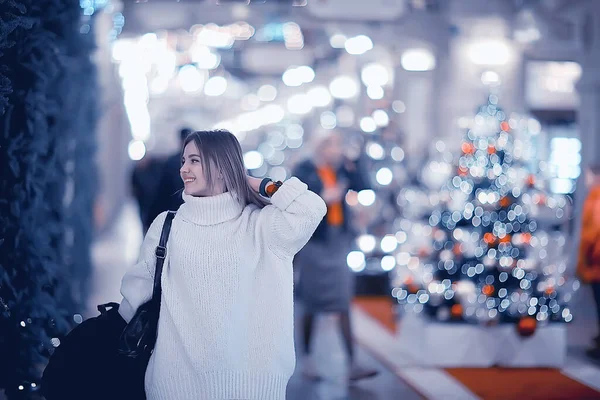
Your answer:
293,130 -> 377,381
119,130 -> 326,399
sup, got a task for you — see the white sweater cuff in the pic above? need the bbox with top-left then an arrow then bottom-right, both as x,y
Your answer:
270,177 -> 307,210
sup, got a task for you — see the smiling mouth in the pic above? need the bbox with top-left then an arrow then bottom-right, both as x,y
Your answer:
183,178 -> 196,183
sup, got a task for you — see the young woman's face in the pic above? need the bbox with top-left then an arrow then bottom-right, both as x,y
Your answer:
180,141 -> 224,196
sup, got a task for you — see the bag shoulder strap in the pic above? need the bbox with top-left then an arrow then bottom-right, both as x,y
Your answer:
152,211 -> 176,301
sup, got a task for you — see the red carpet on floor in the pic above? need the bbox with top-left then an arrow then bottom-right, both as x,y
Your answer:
353,296 -> 600,400
446,367 -> 600,400
354,296 -> 397,333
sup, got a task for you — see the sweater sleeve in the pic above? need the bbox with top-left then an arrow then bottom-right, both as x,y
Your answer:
259,177 -> 327,259
118,211 -> 168,322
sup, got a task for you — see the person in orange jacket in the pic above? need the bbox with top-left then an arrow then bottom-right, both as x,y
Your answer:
577,165 -> 600,357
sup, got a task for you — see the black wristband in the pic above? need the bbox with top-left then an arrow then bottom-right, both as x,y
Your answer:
259,177 -> 272,197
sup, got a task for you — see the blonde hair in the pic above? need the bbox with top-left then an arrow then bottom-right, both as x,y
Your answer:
183,130 -> 269,208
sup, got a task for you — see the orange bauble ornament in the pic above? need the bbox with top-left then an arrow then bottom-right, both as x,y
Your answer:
499,196 -> 511,208
461,142 -> 475,154
482,284 -> 495,296
453,243 -> 462,256
404,277 -> 420,294
450,304 -> 463,319
499,234 -> 511,244
517,316 -> 537,337
484,232 -> 496,245
407,283 -> 420,294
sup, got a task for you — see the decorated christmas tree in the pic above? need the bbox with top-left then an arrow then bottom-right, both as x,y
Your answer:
393,95 -> 574,332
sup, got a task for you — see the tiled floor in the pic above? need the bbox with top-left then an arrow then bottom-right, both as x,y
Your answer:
288,310 -> 422,400
88,201 -> 422,400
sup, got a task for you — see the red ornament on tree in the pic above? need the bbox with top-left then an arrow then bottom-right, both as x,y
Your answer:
451,304 -> 463,320
461,142 -> 475,154
482,284 -> 495,296
517,316 -> 537,337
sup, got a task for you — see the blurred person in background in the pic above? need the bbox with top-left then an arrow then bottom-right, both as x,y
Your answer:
293,129 -> 378,382
119,130 -> 326,399
131,155 -> 166,234
577,164 -> 600,359
144,127 -> 192,231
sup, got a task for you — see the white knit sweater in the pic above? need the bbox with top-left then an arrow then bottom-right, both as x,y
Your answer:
119,177 -> 326,400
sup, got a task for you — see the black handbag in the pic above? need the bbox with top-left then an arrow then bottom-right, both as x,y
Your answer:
41,211 -> 176,400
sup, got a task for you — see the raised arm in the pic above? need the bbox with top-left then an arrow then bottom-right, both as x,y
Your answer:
251,176 -> 327,259
118,211 -> 168,322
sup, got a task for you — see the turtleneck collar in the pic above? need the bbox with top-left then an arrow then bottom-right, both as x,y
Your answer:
178,191 -> 244,225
